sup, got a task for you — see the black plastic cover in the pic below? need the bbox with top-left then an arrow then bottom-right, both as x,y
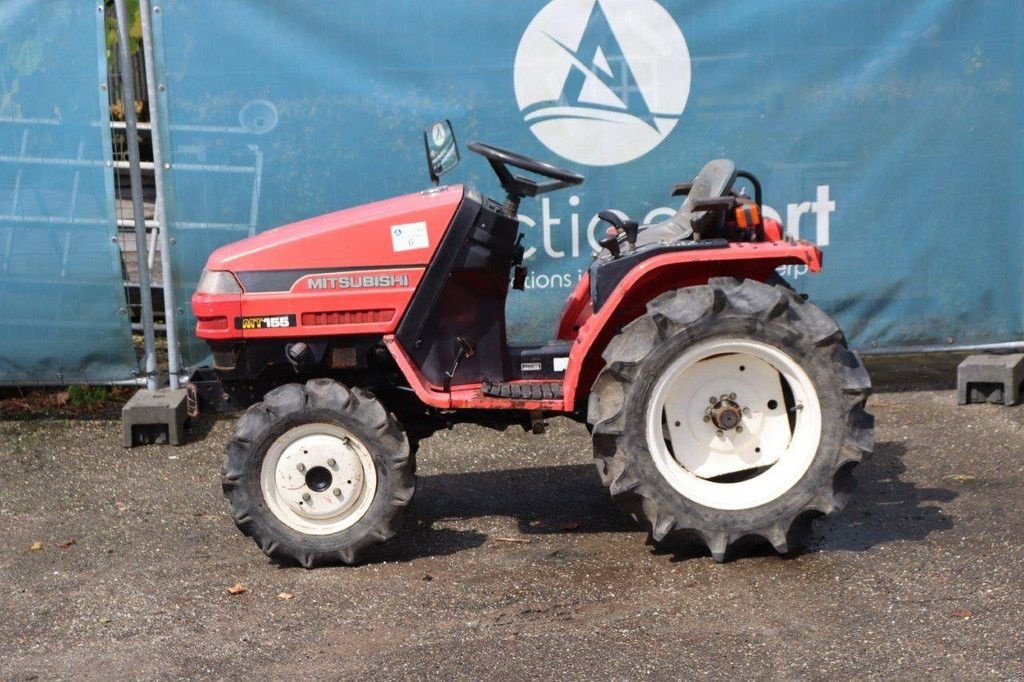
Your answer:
396,189 -> 522,387
589,239 -> 730,311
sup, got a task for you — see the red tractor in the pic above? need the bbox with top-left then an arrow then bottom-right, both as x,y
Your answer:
191,121 -> 872,567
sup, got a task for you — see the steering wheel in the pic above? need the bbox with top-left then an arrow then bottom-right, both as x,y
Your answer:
468,142 -> 584,203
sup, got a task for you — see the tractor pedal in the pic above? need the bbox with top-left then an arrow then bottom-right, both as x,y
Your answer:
481,379 -> 564,401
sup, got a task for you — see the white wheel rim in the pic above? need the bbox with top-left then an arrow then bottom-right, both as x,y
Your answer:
260,423 -> 377,535
646,338 -> 822,511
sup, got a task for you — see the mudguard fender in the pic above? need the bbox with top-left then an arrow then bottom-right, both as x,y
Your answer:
560,240 -> 822,410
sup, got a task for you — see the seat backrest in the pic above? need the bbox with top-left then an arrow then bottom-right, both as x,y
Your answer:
630,157 -> 737,245
638,159 -> 737,244
680,159 -> 737,214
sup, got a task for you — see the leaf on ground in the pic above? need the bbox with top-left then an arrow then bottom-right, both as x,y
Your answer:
97,616 -> 110,624
943,474 -> 977,484
58,539 -> 76,549
115,501 -> 128,511
227,583 -> 247,595
30,542 -> 43,551
950,608 -> 974,619
277,592 -> 294,600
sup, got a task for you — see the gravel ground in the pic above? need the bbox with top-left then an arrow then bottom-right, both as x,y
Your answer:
1,384 -> 1022,679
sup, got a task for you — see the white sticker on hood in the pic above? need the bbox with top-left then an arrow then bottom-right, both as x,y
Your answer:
391,222 -> 429,252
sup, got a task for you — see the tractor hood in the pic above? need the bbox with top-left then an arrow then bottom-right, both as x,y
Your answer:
205,185 -> 465,278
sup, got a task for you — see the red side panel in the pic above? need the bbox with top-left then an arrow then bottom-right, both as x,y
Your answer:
206,186 -> 464,272
559,240 -> 822,410
763,217 -> 784,242
384,239 -> 821,412
383,336 -> 564,410
235,267 -> 425,339
194,186 -> 464,341
193,292 -> 241,341
555,272 -> 593,341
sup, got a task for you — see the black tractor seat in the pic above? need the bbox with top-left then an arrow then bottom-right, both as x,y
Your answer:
634,158 -> 737,247
588,158 -> 739,311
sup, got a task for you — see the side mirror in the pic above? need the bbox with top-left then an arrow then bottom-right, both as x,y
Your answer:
424,119 -> 460,186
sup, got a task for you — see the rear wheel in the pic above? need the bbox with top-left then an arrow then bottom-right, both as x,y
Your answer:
588,277 -> 873,561
222,379 -> 414,567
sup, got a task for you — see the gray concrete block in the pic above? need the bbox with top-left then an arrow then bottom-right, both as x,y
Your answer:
957,353 -> 1024,405
122,388 -> 189,447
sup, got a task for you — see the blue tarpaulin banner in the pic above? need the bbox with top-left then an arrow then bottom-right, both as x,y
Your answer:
154,0 -> 1024,366
0,1 -> 138,384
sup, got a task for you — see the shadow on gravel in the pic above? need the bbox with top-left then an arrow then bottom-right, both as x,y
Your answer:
369,442 -> 955,564
650,440 -> 959,563
367,526 -> 491,563
415,464 -> 631,533
813,440 -> 956,552
367,463 -> 635,563
187,415 -> 220,442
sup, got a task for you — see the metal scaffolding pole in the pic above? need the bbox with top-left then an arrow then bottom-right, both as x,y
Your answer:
139,0 -> 181,389
113,0 -> 158,390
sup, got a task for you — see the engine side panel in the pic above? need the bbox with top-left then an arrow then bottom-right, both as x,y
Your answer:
194,186 -> 464,341
396,189 -> 522,387
206,186 -> 464,273
232,267 -> 425,339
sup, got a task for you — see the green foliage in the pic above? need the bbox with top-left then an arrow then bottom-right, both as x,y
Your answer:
67,385 -> 113,407
105,0 -> 142,61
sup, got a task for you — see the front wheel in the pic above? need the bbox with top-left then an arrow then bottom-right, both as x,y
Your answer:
588,277 -> 873,561
222,379 -> 414,568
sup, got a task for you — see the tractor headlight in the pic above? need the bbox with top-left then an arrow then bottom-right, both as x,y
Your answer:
196,269 -> 243,295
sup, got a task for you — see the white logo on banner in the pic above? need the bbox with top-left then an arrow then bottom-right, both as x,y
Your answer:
513,0 -> 691,167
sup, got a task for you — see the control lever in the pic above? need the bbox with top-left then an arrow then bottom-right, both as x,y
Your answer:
512,265 -> 527,290
599,227 -> 620,258
443,337 -> 474,392
598,210 -> 639,256
511,233 -> 527,290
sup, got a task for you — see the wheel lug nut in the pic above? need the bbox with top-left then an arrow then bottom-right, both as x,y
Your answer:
327,458 -> 336,468
729,392 -> 737,400
709,397 -> 717,405
703,415 -> 711,423
332,488 -> 342,497
302,492 -> 311,502
736,426 -> 743,433
296,463 -> 306,473
742,407 -> 751,416
716,430 -> 724,437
